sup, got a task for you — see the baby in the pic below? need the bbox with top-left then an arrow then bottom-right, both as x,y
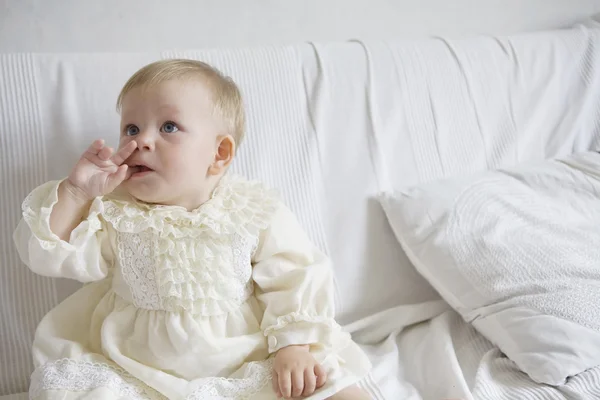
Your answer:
13,59 -> 372,400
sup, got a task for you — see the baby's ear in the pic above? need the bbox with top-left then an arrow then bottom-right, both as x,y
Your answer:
208,135 -> 236,175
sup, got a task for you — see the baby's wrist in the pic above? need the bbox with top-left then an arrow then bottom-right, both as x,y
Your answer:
61,179 -> 93,204
277,344 -> 310,355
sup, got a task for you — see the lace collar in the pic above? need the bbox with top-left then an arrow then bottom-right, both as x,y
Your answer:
101,174 -> 279,238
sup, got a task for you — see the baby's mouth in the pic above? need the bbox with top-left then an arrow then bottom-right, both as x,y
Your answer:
128,164 -> 155,178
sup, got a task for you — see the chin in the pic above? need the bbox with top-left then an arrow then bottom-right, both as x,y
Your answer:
122,181 -> 166,204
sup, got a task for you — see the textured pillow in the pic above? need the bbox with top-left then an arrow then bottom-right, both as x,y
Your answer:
379,151 -> 600,386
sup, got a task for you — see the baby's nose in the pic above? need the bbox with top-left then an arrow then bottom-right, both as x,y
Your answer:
136,130 -> 155,151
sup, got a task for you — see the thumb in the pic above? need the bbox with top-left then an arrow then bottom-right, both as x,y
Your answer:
314,364 -> 327,388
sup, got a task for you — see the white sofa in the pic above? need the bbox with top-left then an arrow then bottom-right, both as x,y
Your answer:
2,20 -> 600,399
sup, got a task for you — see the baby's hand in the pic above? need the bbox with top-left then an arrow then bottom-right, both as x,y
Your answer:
67,139 -> 137,201
272,345 -> 327,399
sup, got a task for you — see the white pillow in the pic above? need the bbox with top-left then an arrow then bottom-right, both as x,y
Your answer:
379,151 -> 600,386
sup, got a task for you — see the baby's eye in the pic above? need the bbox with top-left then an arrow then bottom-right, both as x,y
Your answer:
161,121 -> 179,134
125,125 -> 140,136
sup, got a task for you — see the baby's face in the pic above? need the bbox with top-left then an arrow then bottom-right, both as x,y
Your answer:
118,78 -> 221,208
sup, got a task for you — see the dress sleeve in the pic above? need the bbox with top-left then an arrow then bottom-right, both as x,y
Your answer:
252,204 -> 342,354
13,180 -> 109,282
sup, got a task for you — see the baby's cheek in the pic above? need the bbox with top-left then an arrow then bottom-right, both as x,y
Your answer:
166,142 -> 213,178
166,155 -> 203,182
194,146 -> 218,171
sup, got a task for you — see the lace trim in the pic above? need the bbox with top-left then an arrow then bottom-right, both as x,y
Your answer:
118,231 -> 162,310
232,233 -> 254,284
185,359 -> 273,400
21,180 -> 104,251
29,358 -> 272,400
102,175 -> 279,238
29,358 -> 165,400
115,229 -> 256,315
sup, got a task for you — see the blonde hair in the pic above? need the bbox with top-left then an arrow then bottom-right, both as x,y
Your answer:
117,59 -> 246,145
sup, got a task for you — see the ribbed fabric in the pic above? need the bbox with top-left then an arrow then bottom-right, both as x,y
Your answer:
459,319 -> 600,399
395,309 -> 600,400
0,55 -> 56,394
357,373 -> 385,400
366,26 -> 600,193
0,394 -> 27,400
575,24 -> 600,150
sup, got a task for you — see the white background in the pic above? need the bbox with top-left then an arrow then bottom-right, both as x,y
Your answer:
1,0 -> 600,52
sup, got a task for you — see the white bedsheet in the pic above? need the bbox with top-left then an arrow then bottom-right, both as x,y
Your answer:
398,310 -> 600,400
3,21 -> 600,400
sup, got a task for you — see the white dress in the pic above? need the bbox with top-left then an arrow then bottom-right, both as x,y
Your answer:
13,175 -> 371,400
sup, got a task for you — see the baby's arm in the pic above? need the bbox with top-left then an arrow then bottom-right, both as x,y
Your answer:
253,204 -> 339,353
13,140 -> 136,281
252,204 -> 344,398
50,180 -> 95,241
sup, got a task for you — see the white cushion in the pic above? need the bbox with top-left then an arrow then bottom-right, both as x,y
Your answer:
379,151 -> 600,385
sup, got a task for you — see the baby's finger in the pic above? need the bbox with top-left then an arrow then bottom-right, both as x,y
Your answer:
85,139 -> 105,155
291,369 -> 304,398
98,146 -> 113,161
303,368 -> 317,397
314,364 -> 327,388
106,164 -> 128,192
124,164 -> 135,180
278,371 -> 292,399
272,371 -> 281,398
111,141 -> 137,165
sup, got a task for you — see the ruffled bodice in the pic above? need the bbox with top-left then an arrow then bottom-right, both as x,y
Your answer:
101,175 -> 279,316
